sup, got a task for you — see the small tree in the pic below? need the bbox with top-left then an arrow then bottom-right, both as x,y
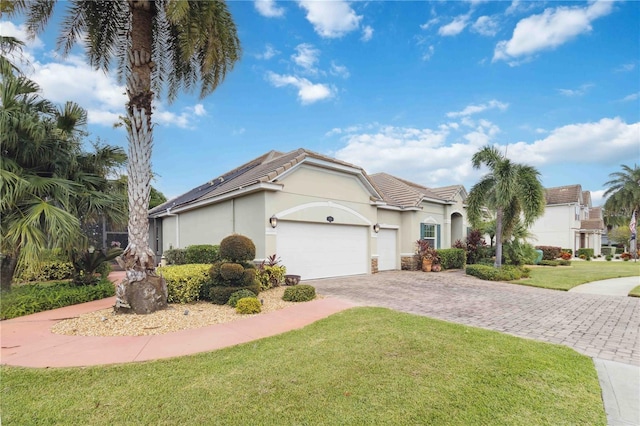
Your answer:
608,226 -> 632,250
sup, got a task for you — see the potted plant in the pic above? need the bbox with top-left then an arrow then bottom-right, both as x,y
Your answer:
416,240 -> 439,272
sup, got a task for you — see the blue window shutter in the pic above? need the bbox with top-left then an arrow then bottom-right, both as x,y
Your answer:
436,224 -> 441,248
420,223 -> 426,239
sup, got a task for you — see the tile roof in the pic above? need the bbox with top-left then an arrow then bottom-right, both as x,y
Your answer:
582,191 -> 592,208
581,218 -> 605,230
149,149 -> 380,215
370,173 -> 425,207
370,173 -> 465,207
430,185 -> 467,202
544,185 -> 583,205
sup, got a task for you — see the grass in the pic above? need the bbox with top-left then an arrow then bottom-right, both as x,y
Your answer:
629,285 -> 640,297
1,308 -> 605,425
0,279 -> 115,320
514,261 -> 640,291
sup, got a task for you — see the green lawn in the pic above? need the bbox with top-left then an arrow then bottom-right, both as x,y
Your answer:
1,308 -> 605,425
514,261 -> 640,291
629,285 -> 640,297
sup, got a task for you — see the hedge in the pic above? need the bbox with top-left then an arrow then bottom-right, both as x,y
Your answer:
185,245 -> 220,264
465,264 -> 530,281
535,246 -> 562,260
577,248 -> 594,259
436,248 -> 466,270
157,264 -> 212,303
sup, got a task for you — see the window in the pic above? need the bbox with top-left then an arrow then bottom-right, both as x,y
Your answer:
420,223 -> 441,249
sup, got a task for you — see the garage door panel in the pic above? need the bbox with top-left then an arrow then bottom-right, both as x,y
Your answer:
277,222 -> 368,280
378,229 -> 397,271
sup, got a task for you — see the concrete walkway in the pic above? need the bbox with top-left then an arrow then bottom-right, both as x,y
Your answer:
0,294 -> 355,368
569,276 -> 640,296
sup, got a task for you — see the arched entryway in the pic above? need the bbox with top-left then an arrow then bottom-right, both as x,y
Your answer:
451,212 -> 464,244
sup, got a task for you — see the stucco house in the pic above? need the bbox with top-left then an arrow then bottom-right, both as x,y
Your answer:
528,184 -> 605,256
148,148 -> 468,279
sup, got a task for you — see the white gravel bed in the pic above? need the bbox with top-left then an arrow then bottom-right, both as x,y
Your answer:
51,287 -> 308,337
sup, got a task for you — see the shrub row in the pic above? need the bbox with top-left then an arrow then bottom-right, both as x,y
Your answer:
0,280 -> 115,320
436,248 -> 466,269
539,259 -> 572,267
164,244 -> 220,265
535,246 -> 562,260
465,264 -> 531,281
157,264 -> 212,303
14,261 -> 74,282
577,248 -> 594,259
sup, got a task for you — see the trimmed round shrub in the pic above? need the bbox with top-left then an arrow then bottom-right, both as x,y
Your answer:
220,234 -> 255,262
242,268 -> 257,286
209,283 -> 260,305
236,297 -> 262,314
283,285 -> 316,302
220,262 -> 245,281
228,289 -> 257,308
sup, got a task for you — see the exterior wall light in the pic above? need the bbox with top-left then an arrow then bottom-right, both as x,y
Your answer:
373,223 -> 380,233
269,215 -> 278,228
326,216 -> 334,223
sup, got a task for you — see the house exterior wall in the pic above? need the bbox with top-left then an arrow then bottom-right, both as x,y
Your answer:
529,204 -> 578,250
264,165 -> 378,266
159,194 -> 266,256
154,161 -> 469,275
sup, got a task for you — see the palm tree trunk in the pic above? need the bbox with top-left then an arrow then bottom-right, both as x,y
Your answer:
114,0 -> 167,314
494,208 -> 503,268
0,251 -> 19,291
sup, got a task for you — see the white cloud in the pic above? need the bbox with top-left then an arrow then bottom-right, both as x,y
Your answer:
29,55 -> 126,126
292,43 -> 320,74
191,104 -> 206,117
620,93 -> 639,102
590,190 -> 606,206
422,45 -> 435,61
332,124 -> 481,187
505,118 -> 640,166
472,15 -> 499,37
255,44 -> 280,60
505,0 -> 536,16
0,21 -> 44,50
420,18 -> 439,30
614,63 -> 636,73
330,61 -> 350,79
494,1 -> 614,64
438,14 -> 470,36
361,25 -> 374,42
266,72 -> 334,104
557,83 -> 594,97
254,0 -> 285,18
446,100 -> 509,118
297,0 -> 362,38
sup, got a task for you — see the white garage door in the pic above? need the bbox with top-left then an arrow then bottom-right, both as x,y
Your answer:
276,221 -> 368,280
377,229 -> 397,271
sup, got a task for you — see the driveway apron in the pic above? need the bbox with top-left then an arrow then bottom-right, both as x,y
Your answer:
305,270 -> 640,366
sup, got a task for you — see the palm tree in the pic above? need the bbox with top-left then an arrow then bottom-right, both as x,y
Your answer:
467,146 -> 546,268
603,164 -> 640,227
1,56 -> 124,289
12,1 -> 241,313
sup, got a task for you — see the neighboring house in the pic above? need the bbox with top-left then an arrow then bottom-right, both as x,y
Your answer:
528,185 -> 605,256
148,148 -> 468,279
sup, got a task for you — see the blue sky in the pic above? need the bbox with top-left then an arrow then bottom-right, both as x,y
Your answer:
3,0 -> 639,206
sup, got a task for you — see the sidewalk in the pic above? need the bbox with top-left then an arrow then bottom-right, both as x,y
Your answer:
569,276 -> 639,296
0,294 -> 355,368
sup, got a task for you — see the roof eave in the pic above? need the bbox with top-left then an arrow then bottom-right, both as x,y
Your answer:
149,182 -> 283,218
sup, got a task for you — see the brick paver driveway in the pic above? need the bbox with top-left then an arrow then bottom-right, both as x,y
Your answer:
305,270 -> 640,366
